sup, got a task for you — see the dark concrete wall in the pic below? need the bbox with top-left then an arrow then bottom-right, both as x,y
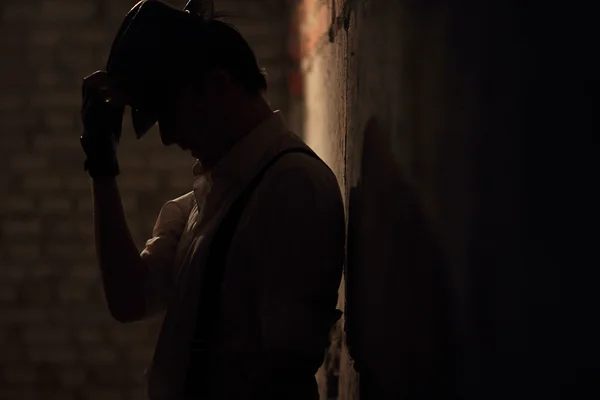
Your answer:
296,0 -> 593,399
0,1 -> 291,398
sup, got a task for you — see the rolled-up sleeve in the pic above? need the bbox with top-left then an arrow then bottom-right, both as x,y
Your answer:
249,161 -> 346,356
141,193 -> 192,316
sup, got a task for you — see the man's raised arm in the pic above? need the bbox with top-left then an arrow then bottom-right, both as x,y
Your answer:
81,71 -> 147,323
92,178 -> 147,323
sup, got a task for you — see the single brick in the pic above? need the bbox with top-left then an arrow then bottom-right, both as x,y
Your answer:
76,220 -> 94,237
57,281 -> 91,302
0,71 -> 31,89
123,346 -> 153,363
127,388 -> 148,398
63,176 -> 91,192
2,218 -> 42,236
39,391 -> 78,400
68,264 -> 98,281
37,71 -> 62,87
0,134 -> 28,151
30,91 -> 80,109
23,326 -> 70,344
0,284 -> 19,302
27,345 -> 77,364
40,197 -> 72,214
0,343 -> 25,363
28,264 -> 57,279
57,45 -> 96,68
88,365 -> 128,386
118,175 -> 160,191
81,243 -> 96,258
0,264 -> 26,281
0,308 -> 48,325
29,29 -> 62,46
0,388 -> 38,399
0,94 -> 26,111
57,367 -> 87,388
82,348 -> 119,364
84,283 -> 106,303
76,197 -> 93,213
48,219 -> 77,236
22,174 -> 62,191
7,243 -> 42,260
1,366 -> 37,385
44,242 -> 92,261
19,279 -> 57,304
118,154 -> 145,169
39,1 -> 98,22
75,327 -> 104,344
1,3 -> 34,21
43,111 -> 75,130
84,388 -> 126,400
0,110 -> 38,131
67,28 -> 108,45
9,154 -> 49,171
32,132 -> 80,150
27,47 -> 55,68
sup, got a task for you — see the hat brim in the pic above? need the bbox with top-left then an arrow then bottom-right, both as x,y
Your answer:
106,0 -> 199,139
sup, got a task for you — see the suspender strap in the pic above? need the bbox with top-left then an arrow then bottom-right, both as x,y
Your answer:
184,147 -> 317,394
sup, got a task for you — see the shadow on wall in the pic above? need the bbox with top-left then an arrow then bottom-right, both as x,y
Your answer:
346,117 -> 454,399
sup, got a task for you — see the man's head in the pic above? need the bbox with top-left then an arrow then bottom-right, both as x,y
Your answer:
154,18 -> 269,157
101,0 -> 270,159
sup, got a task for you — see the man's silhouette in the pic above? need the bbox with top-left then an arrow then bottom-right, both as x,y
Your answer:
79,1 -> 345,398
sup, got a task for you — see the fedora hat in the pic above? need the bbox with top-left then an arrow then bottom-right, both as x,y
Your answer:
105,0 -> 214,138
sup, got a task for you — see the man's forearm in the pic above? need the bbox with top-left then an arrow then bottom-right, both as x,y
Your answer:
92,178 -> 146,322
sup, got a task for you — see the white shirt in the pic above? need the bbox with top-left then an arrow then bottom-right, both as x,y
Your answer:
139,111 -> 346,398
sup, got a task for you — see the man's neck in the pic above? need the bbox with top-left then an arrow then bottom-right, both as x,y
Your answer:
193,96 -> 274,170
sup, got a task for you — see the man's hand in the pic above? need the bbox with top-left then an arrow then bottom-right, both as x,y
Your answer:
80,71 -> 125,179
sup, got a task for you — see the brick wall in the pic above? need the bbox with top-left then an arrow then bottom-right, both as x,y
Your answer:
0,1 -> 291,398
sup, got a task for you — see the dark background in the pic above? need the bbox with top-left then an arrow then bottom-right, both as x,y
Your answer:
1,0 -> 597,399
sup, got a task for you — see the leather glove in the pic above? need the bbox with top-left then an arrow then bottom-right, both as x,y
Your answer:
80,71 -> 125,179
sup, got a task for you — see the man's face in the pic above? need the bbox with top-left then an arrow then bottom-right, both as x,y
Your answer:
86,71 -> 214,158
156,86 -> 217,159
128,70 -> 234,158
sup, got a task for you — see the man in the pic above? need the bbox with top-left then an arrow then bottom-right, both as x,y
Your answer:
80,1 -> 345,399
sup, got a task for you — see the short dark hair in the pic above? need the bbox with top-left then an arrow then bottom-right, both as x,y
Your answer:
195,18 -> 268,95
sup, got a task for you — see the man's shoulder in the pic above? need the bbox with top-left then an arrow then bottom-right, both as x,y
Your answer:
263,144 -> 341,198
273,131 -> 331,173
